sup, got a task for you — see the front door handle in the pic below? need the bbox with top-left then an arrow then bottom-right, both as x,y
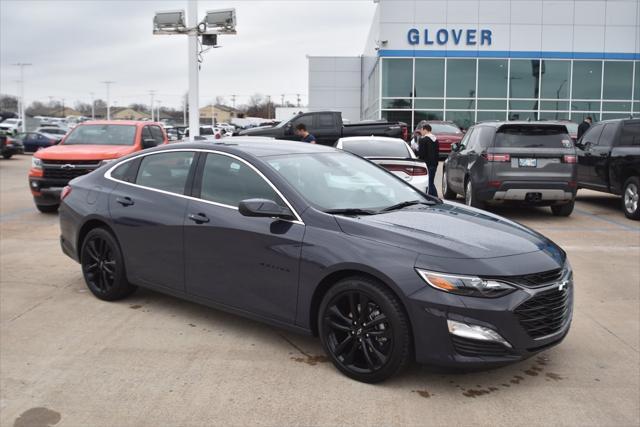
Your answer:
188,213 -> 210,224
116,196 -> 134,207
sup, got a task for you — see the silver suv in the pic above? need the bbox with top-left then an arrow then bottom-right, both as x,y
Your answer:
442,122 -> 578,216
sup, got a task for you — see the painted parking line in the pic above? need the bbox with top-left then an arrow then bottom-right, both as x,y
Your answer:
573,208 -> 640,233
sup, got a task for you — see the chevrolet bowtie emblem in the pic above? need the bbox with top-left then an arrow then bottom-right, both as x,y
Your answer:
61,164 -> 76,170
558,280 -> 569,291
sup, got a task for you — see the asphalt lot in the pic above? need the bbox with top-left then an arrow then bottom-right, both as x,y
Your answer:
1,154 -> 639,427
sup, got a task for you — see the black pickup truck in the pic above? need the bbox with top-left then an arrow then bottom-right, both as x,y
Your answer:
575,118 -> 640,219
238,111 -> 408,146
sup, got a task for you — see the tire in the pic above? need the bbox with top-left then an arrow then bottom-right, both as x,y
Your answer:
622,177 -> 640,220
36,204 -> 59,213
318,276 -> 412,383
465,178 -> 484,209
550,200 -> 575,217
80,228 -> 136,301
441,168 -> 457,200
2,153 -> 12,159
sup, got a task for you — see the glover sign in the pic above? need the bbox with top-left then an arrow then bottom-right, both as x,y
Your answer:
408,28 -> 493,46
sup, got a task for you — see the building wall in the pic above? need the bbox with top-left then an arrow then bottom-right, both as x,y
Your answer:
308,56 -> 362,123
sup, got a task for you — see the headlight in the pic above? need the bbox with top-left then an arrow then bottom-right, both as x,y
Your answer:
416,269 -> 516,298
31,157 -> 42,169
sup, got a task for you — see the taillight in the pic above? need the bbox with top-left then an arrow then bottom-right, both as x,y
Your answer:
562,155 -> 577,163
61,186 -> 72,200
384,164 -> 428,176
483,153 -> 511,162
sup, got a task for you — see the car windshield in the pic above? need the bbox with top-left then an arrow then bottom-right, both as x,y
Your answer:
495,125 -> 572,148
266,152 -> 429,212
63,124 -> 137,146
341,139 -> 410,158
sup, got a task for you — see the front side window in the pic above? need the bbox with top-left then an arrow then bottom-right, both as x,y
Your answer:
200,153 -> 283,207
291,115 -> 313,130
64,124 -> 137,146
266,152 -> 427,212
150,126 -> 165,145
135,151 -> 194,194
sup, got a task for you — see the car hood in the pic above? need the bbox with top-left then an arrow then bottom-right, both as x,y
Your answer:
334,203 -> 562,260
34,144 -> 136,160
238,126 -> 278,136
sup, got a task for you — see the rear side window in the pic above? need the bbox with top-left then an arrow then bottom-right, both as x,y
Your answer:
200,153 -> 283,207
494,125 -> 572,148
111,160 -> 138,183
582,124 -> 604,145
317,113 -> 336,128
341,139 -> 410,158
619,123 -> 640,147
135,152 -> 195,195
291,115 -> 313,129
597,124 -> 617,147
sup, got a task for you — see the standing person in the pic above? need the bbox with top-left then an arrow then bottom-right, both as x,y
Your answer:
294,123 -> 316,144
577,116 -> 592,140
418,124 -> 439,197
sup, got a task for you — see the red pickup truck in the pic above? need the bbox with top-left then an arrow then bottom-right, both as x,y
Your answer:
28,120 -> 167,212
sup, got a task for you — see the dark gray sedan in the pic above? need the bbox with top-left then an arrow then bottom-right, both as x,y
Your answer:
59,138 -> 573,383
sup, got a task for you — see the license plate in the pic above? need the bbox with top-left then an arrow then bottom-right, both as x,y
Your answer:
518,158 -> 537,167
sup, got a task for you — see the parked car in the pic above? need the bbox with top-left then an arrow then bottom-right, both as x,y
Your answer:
413,120 -> 464,159
335,136 -> 428,192
184,126 -> 224,140
14,132 -> 59,152
28,120 -> 167,213
0,118 -> 22,136
36,127 -> 68,142
442,122 -> 578,216
59,138 -> 573,383
575,118 -> 640,219
239,111 -> 409,146
0,134 -> 24,159
165,127 -> 179,141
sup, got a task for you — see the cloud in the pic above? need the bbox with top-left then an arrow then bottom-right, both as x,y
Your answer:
0,0 -> 376,108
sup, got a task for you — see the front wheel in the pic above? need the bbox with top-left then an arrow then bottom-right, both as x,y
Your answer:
318,277 -> 411,383
622,177 -> 640,220
2,153 -> 12,159
442,168 -> 457,200
551,200 -> 575,217
81,228 -> 136,301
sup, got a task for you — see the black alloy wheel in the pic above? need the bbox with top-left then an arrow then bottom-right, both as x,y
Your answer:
442,168 -> 457,200
81,228 -> 136,301
319,277 -> 411,383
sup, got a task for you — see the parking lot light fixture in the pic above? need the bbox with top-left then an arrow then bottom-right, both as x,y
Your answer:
101,81 -> 115,120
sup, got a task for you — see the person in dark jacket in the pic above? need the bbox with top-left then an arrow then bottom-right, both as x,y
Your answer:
294,123 -> 316,144
577,116 -> 592,140
418,124 -> 439,197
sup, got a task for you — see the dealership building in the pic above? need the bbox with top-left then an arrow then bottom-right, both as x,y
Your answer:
308,0 -> 640,129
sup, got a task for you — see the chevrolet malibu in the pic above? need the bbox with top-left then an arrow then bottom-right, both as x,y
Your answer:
59,138 -> 573,383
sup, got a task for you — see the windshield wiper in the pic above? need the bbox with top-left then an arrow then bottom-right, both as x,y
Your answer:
324,208 -> 378,216
380,199 -> 436,212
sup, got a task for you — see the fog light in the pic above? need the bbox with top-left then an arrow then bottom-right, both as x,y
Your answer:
30,181 -> 39,188
447,320 -> 512,348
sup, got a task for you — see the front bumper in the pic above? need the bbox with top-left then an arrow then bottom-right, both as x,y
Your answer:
406,270 -> 573,367
29,177 -> 67,206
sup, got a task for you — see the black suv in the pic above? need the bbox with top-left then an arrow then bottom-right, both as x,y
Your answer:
575,118 -> 640,219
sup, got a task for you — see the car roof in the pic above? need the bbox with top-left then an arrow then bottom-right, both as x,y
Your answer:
474,121 -> 568,128
152,137 -> 338,157
338,136 -> 406,143
79,120 -> 159,126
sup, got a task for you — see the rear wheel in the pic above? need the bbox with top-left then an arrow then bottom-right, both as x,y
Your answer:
551,200 -> 575,217
622,177 -> 640,220
318,277 -> 411,383
442,168 -> 457,200
465,178 -> 484,209
36,204 -> 59,213
81,228 -> 136,301
2,153 -> 12,159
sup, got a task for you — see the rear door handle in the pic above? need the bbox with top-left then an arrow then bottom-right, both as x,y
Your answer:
116,196 -> 134,207
188,213 -> 210,224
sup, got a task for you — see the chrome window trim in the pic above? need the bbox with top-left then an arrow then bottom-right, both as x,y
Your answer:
104,148 -> 305,225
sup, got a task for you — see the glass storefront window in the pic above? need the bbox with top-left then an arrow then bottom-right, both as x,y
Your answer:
509,100 -> 539,110
539,111 -> 570,120
572,61 -> 602,99
571,101 -> 601,111
510,60 -> 541,99
382,59 -> 413,98
573,112 -> 600,122
381,110 -> 412,128
445,110 -> 475,129
415,59 -> 445,97
478,99 -> 507,110
541,60 -> 570,100
508,111 -> 537,121
414,99 -> 444,109
447,99 -> 475,109
446,59 -> 476,98
602,102 -> 631,112
414,111 -> 444,123
541,100 -> 569,110
477,111 -> 507,122
381,99 -> 412,109
634,62 -> 640,101
602,113 -> 630,120
478,59 -> 508,98
603,62 -> 633,100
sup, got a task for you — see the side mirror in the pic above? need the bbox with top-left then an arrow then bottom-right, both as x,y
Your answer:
238,198 -> 294,220
450,142 -> 460,152
142,138 -> 157,149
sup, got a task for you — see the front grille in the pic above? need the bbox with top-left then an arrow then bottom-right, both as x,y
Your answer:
488,268 -> 565,289
451,335 -> 513,357
42,160 -> 101,165
43,167 -> 96,180
515,287 -> 571,339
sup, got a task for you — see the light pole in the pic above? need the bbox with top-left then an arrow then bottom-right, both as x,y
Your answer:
13,63 -> 32,132
149,90 -> 156,121
156,100 -> 162,122
102,81 -> 115,120
153,3 -> 237,138
90,92 -> 95,120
